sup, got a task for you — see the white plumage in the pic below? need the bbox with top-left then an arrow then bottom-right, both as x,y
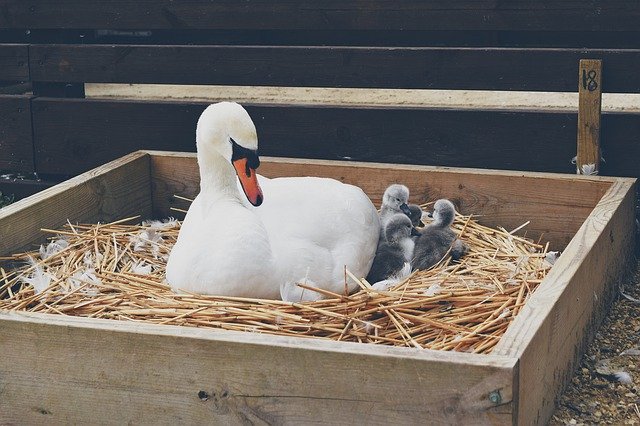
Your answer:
166,102 -> 380,301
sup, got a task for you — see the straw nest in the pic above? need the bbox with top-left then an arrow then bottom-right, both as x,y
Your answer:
0,204 -> 555,354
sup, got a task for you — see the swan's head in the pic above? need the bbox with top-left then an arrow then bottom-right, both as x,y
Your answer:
429,199 -> 456,228
196,102 -> 263,206
382,184 -> 410,215
384,214 -> 420,243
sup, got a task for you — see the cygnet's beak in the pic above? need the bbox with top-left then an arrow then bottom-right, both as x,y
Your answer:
427,212 -> 433,218
400,203 -> 411,215
410,227 -> 421,237
231,139 -> 263,206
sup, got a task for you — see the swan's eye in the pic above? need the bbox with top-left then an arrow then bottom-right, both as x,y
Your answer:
230,137 -> 260,172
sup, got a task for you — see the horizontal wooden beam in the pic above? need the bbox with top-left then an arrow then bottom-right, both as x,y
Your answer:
0,95 -> 34,173
0,310 -> 515,424
31,97 -> 580,177
29,98 -> 640,181
85,84 -> 640,114
7,28 -> 640,50
2,1 -> 640,31
30,44 -> 640,92
0,44 -> 29,81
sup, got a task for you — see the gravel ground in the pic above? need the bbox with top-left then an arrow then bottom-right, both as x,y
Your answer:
550,255 -> 640,425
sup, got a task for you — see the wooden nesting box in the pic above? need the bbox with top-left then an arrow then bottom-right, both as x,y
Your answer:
0,150 -> 636,425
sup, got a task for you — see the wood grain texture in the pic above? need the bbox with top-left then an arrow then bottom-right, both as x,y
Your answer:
2,150 -> 635,425
0,43 -> 29,81
0,95 -> 34,172
0,152 -> 152,255
577,59 -> 603,174
85,84 -> 640,114
0,311 -> 516,424
149,151 -> 199,219
2,1 -> 640,31
493,178 -> 637,424
29,44 -> 640,92
149,151 -> 612,250
31,98 -> 583,177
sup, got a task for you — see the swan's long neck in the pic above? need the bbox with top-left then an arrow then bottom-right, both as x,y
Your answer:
197,148 -> 242,202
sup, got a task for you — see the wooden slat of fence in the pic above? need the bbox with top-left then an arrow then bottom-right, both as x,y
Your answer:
0,44 -> 29,82
31,97 -> 583,176
2,1 -> 640,31
28,44 -> 640,92
0,95 -> 34,172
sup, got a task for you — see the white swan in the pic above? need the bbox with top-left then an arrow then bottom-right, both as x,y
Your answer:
166,102 -> 380,301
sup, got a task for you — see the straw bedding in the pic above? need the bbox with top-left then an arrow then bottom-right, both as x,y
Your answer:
0,205 -> 554,354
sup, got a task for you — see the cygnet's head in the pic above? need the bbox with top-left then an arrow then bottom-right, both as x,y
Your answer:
196,102 -> 263,206
384,214 -> 420,243
382,184 -> 411,215
407,204 -> 424,227
429,199 -> 457,227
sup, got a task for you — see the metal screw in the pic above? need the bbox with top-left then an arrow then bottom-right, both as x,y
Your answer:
488,390 -> 502,405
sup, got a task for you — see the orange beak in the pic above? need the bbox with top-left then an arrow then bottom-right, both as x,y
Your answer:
232,157 -> 263,206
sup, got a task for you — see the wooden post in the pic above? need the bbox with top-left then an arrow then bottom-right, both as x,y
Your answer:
576,59 -> 602,175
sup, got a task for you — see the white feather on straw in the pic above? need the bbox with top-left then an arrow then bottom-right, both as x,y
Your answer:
19,257 -> 53,294
39,238 -> 69,260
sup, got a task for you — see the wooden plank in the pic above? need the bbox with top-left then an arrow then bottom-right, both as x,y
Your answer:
0,44 -> 29,81
0,152 -> 152,255
0,81 -> 32,95
85,84 -> 640,114
67,28 -> 640,50
35,98 -> 640,179
493,178 -> 637,424
149,151 -> 612,250
149,151 -> 198,219
30,44 -> 640,92
0,95 -> 34,173
18,27 -> 640,50
32,98 -> 581,177
31,98 -> 201,176
2,1 -> 640,31
32,81 -> 85,98
86,84 -> 640,114
0,311 -> 516,424
576,59 -> 603,175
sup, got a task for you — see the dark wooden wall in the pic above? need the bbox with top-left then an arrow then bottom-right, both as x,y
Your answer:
1,1 -> 640,199
2,1 -> 640,32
